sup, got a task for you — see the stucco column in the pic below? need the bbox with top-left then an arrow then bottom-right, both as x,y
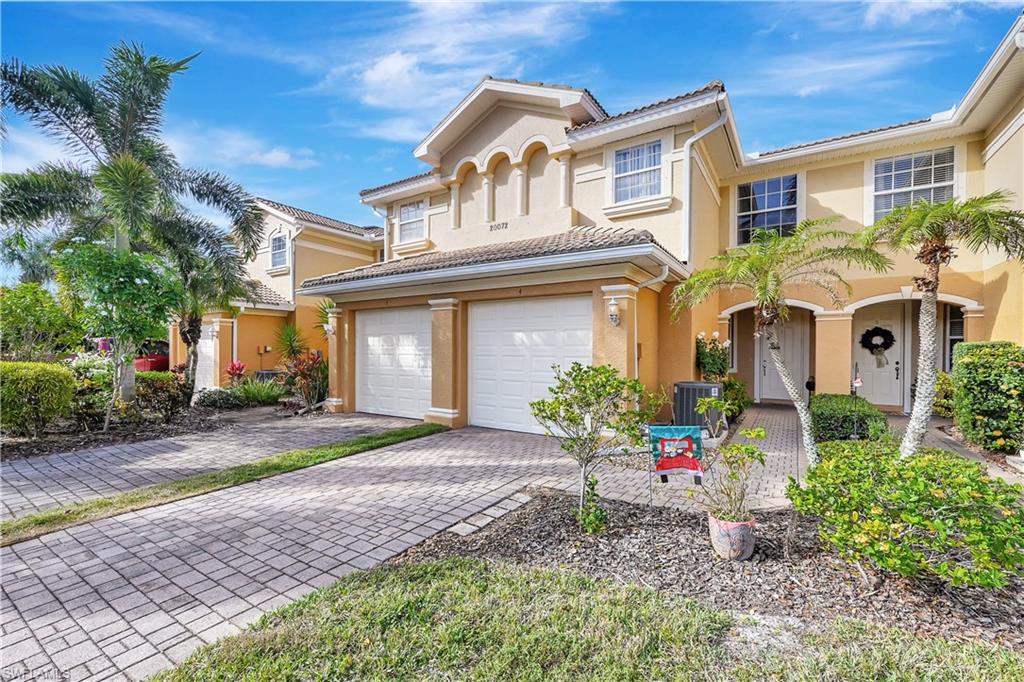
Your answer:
557,154 -> 571,208
211,317 -> 234,388
325,307 -> 355,413
426,298 -> 466,428
814,311 -> 853,395
449,181 -> 461,230
962,305 -> 986,342
595,284 -> 638,379
512,163 -> 527,216
482,172 -> 494,223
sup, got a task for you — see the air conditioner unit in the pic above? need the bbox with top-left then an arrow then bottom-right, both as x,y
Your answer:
673,381 -> 723,427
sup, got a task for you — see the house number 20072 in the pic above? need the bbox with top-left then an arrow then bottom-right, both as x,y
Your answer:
489,222 -> 509,232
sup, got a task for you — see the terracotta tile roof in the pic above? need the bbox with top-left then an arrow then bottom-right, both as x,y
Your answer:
241,280 -> 289,307
300,226 -> 663,289
359,171 -> 436,198
483,76 -> 609,118
567,80 -> 724,133
257,197 -> 383,238
754,117 -> 932,157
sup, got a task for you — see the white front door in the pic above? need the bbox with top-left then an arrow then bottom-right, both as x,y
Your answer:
758,312 -> 809,402
853,303 -> 904,407
194,322 -> 216,392
356,308 -> 432,419
469,296 -> 593,434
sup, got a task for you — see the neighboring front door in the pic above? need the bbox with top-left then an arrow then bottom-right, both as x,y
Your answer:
468,295 -> 593,434
194,322 -> 216,391
853,303 -> 904,407
758,311 -> 809,402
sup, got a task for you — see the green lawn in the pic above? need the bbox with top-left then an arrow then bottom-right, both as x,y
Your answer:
154,558 -> 1023,682
1,423 -> 447,546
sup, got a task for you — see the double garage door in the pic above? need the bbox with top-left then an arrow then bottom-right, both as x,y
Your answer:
356,296 -> 592,433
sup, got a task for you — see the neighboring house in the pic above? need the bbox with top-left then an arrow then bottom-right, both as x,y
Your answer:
169,198 -> 383,390
296,16 -> 1024,432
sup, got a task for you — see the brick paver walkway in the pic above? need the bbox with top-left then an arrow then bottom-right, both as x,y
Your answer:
1,408 -> 802,681
1,413 -> 416,520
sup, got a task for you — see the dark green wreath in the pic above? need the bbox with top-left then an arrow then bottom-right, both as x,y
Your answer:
860,326 -> 896,353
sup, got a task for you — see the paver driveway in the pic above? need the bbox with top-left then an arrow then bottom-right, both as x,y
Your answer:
1,408 -> 802,681
1,413 -> 416,520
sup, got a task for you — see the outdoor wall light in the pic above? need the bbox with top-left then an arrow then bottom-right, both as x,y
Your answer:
607,297 -> 621,327
323,323 -> 336,337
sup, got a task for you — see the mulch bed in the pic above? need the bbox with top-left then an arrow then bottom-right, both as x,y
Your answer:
0,404 -> 320,461
393,488 -> 1024,650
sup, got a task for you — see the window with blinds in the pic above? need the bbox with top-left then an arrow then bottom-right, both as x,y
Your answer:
945,305 -> 964,371
874,146 -> 954,222
270,235 -> 287,268
398,200 -> 425,243
736,174 -> 798,245
613,140 -> 662,203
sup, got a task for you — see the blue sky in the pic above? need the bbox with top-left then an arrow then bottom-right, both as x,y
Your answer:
2,1 -> 1022,238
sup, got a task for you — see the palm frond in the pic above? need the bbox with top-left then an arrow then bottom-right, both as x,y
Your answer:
173,168 -> 262,259
94,155 -> 159,239
0,161 -> 94,227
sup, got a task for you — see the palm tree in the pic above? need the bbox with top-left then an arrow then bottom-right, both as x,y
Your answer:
1,233 -> 54,284
864,191 -> 1024,458
1,43 -> 262,397
672,218 -> 891,466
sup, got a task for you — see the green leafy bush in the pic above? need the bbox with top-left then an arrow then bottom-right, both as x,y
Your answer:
65,352 -> 114,429
932,371 -> 955,418
136,370 -> 188,423
576,475 -> 608,534
722,378 -> 751,417
0,361 -> 75,437
194,388 -> 248,410
0,283 -> 83,360
233,377 -> 287,406
809,393 -> 886,442
788,440 -> 1024,588
952,341 -> 1023,452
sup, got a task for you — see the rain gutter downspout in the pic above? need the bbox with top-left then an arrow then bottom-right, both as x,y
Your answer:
681,107 -> 728,264
634,264 -> 670,380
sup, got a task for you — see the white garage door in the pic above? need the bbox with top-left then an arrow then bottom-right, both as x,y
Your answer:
194,322 -> 216,392
356,307 -> 432,419
469,296 -> 593,433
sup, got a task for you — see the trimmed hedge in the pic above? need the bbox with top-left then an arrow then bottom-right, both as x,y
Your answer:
809,393 -> 886,442
788,440 -> 1024,588
0,361 -> 75,437
952,341 -> 1024,452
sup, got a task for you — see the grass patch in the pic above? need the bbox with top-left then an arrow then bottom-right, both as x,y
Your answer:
153,558 -> 732,681
153,558 -> 1024,681
1,423 -> 447,546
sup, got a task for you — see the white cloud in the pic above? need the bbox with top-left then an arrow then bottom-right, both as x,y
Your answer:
0,126 -> 79,173
166,125 -> 319,169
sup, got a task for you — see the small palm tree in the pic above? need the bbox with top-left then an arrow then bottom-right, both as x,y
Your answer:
1,43 -> 262,397
672,218 -> 891,466
865,191 -> 1024,458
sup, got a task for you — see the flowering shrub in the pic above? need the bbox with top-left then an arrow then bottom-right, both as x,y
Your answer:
952,341 -> 1024,452
226,361 -> 247,387
695,331 -> 731,382
788,440 -> 1024,588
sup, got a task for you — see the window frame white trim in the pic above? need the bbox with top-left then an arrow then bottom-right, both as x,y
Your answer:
603,130 -> 673,212
863,142 -> 965,227
732,171 -> 805,246
943,303 -> 965,373
396,198 -> 426,244
266,230 -> 291,274
727,313 -> 737,373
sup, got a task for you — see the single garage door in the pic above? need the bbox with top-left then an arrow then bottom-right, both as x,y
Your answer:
356,307 -> 432,419
469,295 -> 592,433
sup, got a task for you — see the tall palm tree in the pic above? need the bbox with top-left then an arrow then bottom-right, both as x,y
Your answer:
864,191 -> 1024,458
1,43 -> 262,397
1,233 -> 54,284
672,218 -> 891,466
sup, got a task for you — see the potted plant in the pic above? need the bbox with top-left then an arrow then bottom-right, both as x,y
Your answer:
688,427 -> 767,561
694,396 -> 732,449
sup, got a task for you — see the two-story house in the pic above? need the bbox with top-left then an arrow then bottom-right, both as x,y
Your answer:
299,15 -> 1023,433
169,198 -> 383,390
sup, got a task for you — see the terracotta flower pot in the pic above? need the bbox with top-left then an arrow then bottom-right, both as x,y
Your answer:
708,513 -> 756,561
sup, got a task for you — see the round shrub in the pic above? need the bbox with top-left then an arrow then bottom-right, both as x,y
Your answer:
194,387 -> 248,410
136,370 -> 188,423
65,352 -> 114,429
809,393 -> 886,442
0,361 -> 75,437
952,341 -> 1023,452
788,440 -> 1024,588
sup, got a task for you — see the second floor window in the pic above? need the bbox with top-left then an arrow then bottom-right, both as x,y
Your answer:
736,174 -> 798,245
398,200 -> 425,243
873,146 -> 954,222
614,140 -> 662,203
270,235 -> 287,268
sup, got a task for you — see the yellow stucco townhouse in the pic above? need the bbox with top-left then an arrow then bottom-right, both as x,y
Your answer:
290,15 -> 1022,433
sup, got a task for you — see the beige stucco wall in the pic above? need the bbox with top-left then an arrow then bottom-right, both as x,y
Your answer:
245,213 -> 297,302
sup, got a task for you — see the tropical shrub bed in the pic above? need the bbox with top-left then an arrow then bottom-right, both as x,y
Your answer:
932,370 -> 955,418
952,341 -> 1024,452
809,393 -> 886,442
722,377 -> 752,416
0,362 -> 75,437
136,370 -> 189,423
194,377 -> 287,409
788,440 -> 1024,588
